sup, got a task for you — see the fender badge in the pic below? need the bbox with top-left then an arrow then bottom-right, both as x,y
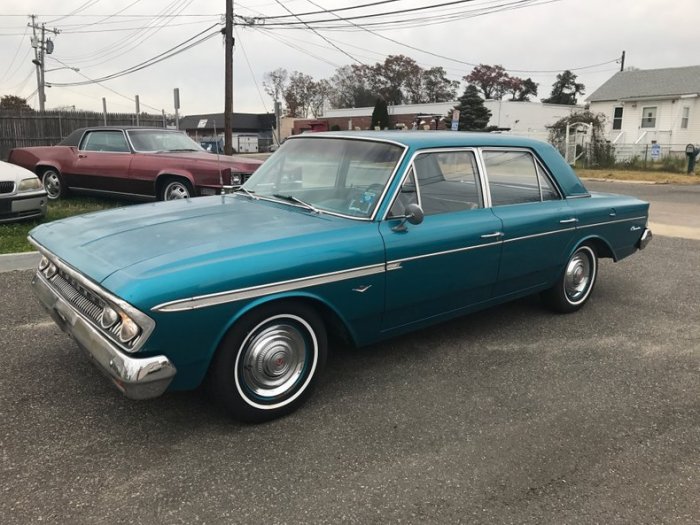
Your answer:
352,285 -> 372,293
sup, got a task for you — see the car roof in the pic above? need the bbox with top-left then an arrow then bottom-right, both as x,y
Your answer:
288,131 -> 589,197
291,130 -> 547,149
58,126 -> 182,146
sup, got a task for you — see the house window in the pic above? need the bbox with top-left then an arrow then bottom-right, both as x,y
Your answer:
612,107 -> 623,130
681,106 -> 690,129
641,107 -> 657,128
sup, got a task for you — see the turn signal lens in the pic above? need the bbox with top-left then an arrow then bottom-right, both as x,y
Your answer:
118,315 -> 141,343
231,173 -> 242,185
100,307 -> 119,329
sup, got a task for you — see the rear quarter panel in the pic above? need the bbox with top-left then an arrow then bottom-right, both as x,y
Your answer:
8,146 -> 75,175
568,192 -> 650,260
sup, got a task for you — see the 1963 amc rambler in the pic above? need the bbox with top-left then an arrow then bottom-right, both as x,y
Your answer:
29,131 -> 652,422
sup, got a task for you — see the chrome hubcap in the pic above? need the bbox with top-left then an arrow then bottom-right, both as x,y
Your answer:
565,252 -> 591,302
164,183 -> 189,200
44,172 -> 60,199
240,322 -> 309,399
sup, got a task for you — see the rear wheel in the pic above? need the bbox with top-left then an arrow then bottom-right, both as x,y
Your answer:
209,301 -> 327,423
159,178 -> 193,201
41,168 -> 68,200
542,244 -> 598,313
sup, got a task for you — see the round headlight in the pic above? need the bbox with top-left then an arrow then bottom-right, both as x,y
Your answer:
118,316 -> 141,343
45,263 -> 57,278
38,256 -> 49,271
100,307 -> 119,329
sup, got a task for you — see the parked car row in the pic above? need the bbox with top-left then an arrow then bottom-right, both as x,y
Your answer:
7,127 -> 263,204
28,131 -> 651,422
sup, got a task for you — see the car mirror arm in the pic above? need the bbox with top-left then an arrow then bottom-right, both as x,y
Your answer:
390,203 -> 424,232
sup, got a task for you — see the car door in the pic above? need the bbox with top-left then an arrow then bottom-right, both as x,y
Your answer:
69,130 -> 133,194
379,149 -> 503,332
481,149 -> 577,298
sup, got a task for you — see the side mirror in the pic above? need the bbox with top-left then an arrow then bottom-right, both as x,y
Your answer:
404,203 -> 424,225
391,203 -> 424,232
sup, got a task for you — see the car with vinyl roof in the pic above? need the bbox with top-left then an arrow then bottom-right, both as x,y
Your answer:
8,126 -> 262,201
28,131 -> 651,422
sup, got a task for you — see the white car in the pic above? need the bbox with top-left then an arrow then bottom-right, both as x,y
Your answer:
0,160 -> 47,223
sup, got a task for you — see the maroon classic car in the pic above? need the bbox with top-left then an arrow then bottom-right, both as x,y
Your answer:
8,127 -> 263,201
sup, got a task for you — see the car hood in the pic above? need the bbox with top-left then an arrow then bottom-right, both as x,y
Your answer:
29,196 -> 380,307
0,160 -> 36,182
153,151 -> 262,170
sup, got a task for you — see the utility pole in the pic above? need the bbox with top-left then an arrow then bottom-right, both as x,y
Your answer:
135,95 -> 140,126
224,0 -> 234,155
28,15 -> 59,112
102,97 -> 107,125
620,50 -> 626,72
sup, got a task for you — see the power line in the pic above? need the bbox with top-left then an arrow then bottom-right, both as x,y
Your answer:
234,26 -> 271,113
46,0 -> 104,24
49,23 -> 221,86
0,24 -> 28,82
271,0 -> 363,65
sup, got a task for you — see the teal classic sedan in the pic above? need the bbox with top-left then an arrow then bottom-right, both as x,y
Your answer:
29,132 -> 651,422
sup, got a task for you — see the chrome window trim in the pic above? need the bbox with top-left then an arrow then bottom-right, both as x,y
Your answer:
534,157 -> 564,200
566,194 -> 591,199
381,147 -> 485,220
152,262 -> 386,313
79,129 -> 132,154
28,238 -> 155,352
283,134 -> 409,222
479,147 -> 561,207
125,129 -> 201,154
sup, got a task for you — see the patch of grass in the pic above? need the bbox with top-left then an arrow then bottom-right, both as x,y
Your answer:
576,168 -> 700,185
0,196 -> 129,254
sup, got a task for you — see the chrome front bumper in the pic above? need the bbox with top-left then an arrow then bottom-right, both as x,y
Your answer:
638,228 -> 652,250
32,272 -> 176,400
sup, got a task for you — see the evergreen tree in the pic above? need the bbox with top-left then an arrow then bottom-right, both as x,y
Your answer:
371,98 -> 390,129
446,85 -> 491,131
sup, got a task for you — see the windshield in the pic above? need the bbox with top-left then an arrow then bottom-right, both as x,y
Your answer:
127,130 -> 204,153
242,137 -> 404,219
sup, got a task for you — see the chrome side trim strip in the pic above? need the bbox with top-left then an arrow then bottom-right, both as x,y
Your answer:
387,240 -> 501,266
503,227 -> 576,243
578,216 -> 647,229
152,263 -> 386,313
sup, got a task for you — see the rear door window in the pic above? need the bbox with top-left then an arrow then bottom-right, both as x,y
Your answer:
483,150 -> 558,206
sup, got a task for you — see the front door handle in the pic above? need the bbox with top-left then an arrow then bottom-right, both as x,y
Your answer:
77,153 -> 87,158
480,232 -> 503,239
559,218 -> 578,224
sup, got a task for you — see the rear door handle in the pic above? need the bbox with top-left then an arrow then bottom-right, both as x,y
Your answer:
77,153 -> 87,158
480,232 -> 503,239
559,218 -> 578,224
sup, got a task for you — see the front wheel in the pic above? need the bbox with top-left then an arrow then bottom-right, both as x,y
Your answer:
209,302 -> 327,422
160,178 -> 193,201
542,245 -> 598,313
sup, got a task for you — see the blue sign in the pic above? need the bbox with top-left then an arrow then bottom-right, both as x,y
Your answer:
651,143 -> 661,160
450,119 -> 458,131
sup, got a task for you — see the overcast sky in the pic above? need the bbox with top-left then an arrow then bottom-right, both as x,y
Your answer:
1,0 -> 698,116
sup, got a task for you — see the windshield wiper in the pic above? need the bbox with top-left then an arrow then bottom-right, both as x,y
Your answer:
235,187 -> 257,199
272,193 -> 320,214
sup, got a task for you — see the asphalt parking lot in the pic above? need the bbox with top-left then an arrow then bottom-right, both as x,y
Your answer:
1,231 -> 698,523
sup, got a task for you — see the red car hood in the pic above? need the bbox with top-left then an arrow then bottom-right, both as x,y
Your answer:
152,151 -> 263,171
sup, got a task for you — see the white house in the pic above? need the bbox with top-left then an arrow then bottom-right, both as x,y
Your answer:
587,65 -> 700,154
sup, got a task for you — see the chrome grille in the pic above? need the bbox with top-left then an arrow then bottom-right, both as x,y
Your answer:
50,270 -> 105,323
0,181 -> 15,194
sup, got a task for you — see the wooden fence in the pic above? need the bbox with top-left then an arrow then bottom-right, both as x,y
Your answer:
0,110 -> 166,160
